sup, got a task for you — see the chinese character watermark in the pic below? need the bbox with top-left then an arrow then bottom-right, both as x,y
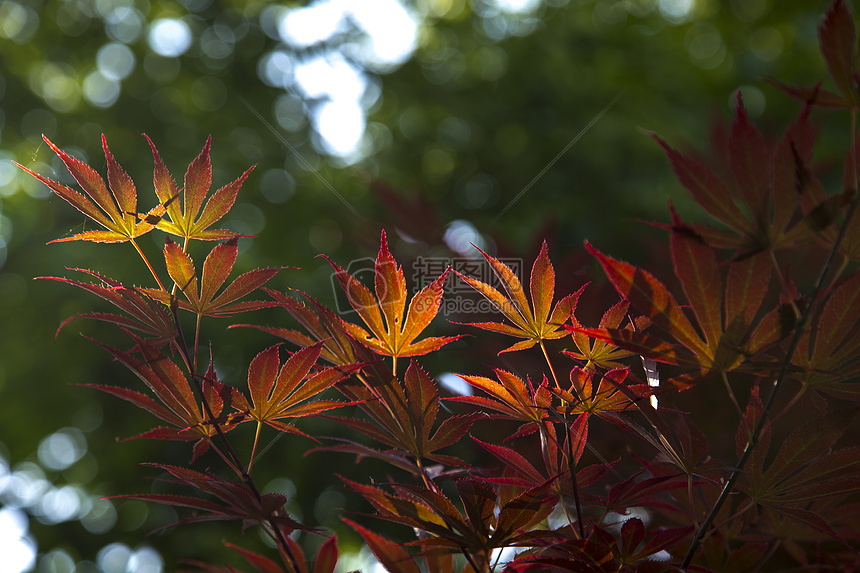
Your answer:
330,256 -> 524,316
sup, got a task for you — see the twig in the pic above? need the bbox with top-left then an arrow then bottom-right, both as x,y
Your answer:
681,185 -> 860,569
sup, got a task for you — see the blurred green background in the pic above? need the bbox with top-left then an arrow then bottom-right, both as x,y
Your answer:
0,0 -> 844,571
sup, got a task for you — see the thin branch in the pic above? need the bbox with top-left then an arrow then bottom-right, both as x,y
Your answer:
681,189 -> 860,569
566,419 -> 586,539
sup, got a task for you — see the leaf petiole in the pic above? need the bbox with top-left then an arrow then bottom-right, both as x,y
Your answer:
131,239 -> 167,292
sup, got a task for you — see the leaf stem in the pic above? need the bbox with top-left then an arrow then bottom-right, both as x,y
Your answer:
191,371 -> 302,573
248,420 -> 262,474
131,239 -> 167,292
681,189 -> 860,569
826,254 -> 850,292
415,457 -> 438,493
566,419 -> 586,539
720,370 -> 748,438
461,548 -> 484,573
193,312 -> 202,373
687,474 -> 699,527
355,370 -> 407,436
539,339 -> 561,390
768,249 -> 798,317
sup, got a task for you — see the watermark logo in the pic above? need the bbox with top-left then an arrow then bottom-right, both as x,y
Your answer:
330,256 -> 524,316
329,256 -> 378,314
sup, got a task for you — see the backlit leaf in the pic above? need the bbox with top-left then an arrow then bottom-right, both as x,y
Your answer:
232,343 -> 359,436
323,230 -> 462,361
16,135 -> 161,243
143,238 -> 280,318
146,135 -> 254,242
456,241 -> 581,354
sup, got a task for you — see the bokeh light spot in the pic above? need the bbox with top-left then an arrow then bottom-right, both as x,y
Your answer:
444,219 -> 485,255
105,7 -> 144,43
0,2 -> 39,43
259,168 -> 296,204
314,99 -> 365,157
491,0 -> 540,14
0,508 -> 35,573
685,23 -> 725,69
200,25 -> 235,59
349,0 -> 418,68
84,71 -> 121,108
97,542 -> 132,573
39,548 -> 76,573
128,546 -> 163,573
38,428 -> 87,471
35,485 -> 84,524
148,18 -> 193,57
659,0 -> 693,23
81,498 -> 117,533
438,373 -> 472,395
294,55 -> 364,100
259,50 -> 293,88
279,0 -> 345,48
274,94 -> 306,132
97,42 -> 136,80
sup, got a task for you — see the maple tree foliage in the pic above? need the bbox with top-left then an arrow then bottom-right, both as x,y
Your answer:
19,1 -> 860,571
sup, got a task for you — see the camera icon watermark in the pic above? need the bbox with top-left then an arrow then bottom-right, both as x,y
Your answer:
330,256 -> 524,317
330,257 -> 380,315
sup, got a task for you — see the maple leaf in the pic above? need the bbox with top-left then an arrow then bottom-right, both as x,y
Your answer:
322,230 -> 463,367
324,356 -> 478,472
16,135 -> 166,243
650,97 -> 820,255
402,479 -> 556,557
343,518 -> 422,573
143,237 -> 280,318
735,387 -> 860,543
474,422 -> 613,503
564,298 -> 650,371
40,268 -> 177,347
793,270 -> 860,397
345,477 -> 554,562
113,463 -> 312,534
455,240 -> 581,354
770,0 -> 859,109
184,536 -> 337,573
146,134 -> 254,242
591,519 -> 693,567
232,343 -> 360,440
82,335 -> 238,462
575,212 -> 788,388
551,367 -> 652,422
450,368 -> 552,437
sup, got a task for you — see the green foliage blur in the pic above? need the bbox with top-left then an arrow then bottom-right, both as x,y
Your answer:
0,0 -> 844,569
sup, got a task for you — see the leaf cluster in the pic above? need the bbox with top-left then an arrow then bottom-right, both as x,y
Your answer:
22,2 -> 860,571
